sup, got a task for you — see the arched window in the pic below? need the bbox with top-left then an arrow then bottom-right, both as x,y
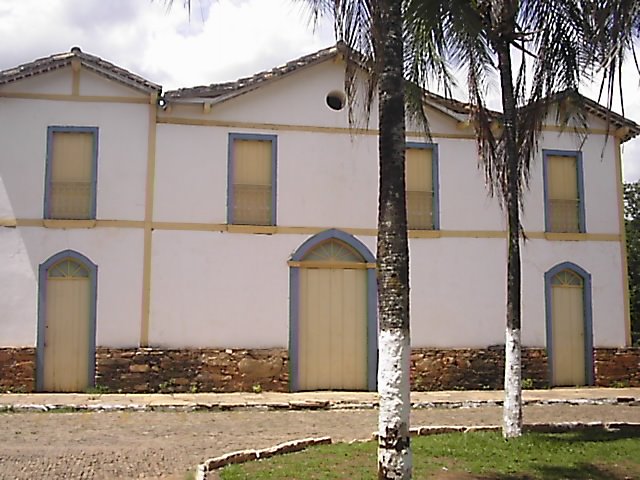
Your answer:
48,259 -> 90,278
301,239 -> 364,263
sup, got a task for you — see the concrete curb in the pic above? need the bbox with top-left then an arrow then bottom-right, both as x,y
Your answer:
196,436 -> 332,480
403,421 -> 640,437
196,422 -> 640,479
1,395 -> 638,413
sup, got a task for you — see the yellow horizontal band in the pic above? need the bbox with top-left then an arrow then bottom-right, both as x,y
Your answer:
0,218 -> 622,242
288,261 -> 376,269
157,115 -> 620,139
43,219 -> 96,229
0,92 -> 150,104
157,115 -> 478,139
527,232 -> 621,242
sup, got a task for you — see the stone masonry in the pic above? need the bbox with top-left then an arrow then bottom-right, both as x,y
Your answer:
95,348 -> 289,393
0,346 -> 638,392
410,347 -> 549,390
594,348 -> 640,387
0,348 -> 36,393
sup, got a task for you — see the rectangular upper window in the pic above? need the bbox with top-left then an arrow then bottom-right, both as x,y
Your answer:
405,143 -> 439,230
227,133 -> 277,226
543,150 -> 585,233
44,127 -> 98,220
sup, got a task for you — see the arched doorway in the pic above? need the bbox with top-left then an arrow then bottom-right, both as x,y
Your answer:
37,250 -> 97,392
289,229 -> 377,391
544,262 -> 593,386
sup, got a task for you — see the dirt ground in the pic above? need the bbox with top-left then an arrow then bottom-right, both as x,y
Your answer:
0,404 -> 638,479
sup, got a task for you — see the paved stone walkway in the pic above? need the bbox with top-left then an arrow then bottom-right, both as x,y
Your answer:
1,386 -> 639,410
0,388 -> 638,479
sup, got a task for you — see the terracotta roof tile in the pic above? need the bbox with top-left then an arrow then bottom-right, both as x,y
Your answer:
163,43 -> 496,121
164,44 -> 341,100
0,47 -> 161,93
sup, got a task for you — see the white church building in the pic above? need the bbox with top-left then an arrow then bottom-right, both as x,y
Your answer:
0,45 -> 638,393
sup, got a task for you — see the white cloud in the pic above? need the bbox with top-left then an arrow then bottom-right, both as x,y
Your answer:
0,0 -> 638,180
0,0 -> 333,90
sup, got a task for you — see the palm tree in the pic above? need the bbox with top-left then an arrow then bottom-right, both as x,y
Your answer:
582,0 -> 640,113
373,3 -> 413,476
165,0 -> 414,476
324,2 -> 412,477
404,0 -> 591,438
302,1 -> 414,477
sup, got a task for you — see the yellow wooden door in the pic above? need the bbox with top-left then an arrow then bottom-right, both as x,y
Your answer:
551,270 -> 585,386
298,240 -> 368,390
43,260 -> 91,392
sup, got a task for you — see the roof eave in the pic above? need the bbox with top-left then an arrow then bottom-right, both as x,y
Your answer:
79,60 -> 161,94
164,48 -> 342,103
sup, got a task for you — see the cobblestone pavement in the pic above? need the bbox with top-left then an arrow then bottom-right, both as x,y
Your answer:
0,404 -> 639,479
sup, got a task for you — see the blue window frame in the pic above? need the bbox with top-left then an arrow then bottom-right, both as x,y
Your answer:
44,126 -> 99,220
542,149 -> 585,233
406,142 -> 440,230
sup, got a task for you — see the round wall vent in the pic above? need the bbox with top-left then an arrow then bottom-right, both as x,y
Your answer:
326,91 -> 346,111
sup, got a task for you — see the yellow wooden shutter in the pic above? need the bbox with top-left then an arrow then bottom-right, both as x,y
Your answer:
548,155 -> 579,232
233,139 -> 272,225
406,148 -> 433,229
50,132 -> 93,219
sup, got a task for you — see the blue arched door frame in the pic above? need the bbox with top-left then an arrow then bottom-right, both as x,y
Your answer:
544,261 -> 594,385
37,250 -> 98,391
289,229 -> 377,391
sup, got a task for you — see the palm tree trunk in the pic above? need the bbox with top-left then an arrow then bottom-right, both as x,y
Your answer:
375,1 -> 411,479
496,39 -> 523,439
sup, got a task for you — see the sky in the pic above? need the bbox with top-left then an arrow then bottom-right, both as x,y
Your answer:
1,0 -> 639,181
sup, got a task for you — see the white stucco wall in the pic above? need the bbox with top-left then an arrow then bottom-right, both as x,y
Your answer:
409,237 -> 507,347
79,70 -> 150,98
149,231 -> 298,348
154,125 -> 228,223
0,226 -> 144,347
0,52 -> 631,352
154,127 -> 505,232
0,62 -> 150,347
0,69 -> 72,94
0,228 -> 38,346
521,239 -> 626,347
0,98 -> 150,221
523,132 -> 621,234
148,230 -> 377,349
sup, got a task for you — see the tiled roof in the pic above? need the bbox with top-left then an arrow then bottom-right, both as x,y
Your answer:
549,90 -> 640,142
164,44 -> 343,101
164,44 -> 639,142
4,45 -> 636,141
0,47 -> 161,93
163,43 -> 481,121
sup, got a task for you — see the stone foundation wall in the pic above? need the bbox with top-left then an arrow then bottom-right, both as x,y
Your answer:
0,346 -> 638,392
96,348 -> 289,393
594,348 -> 640,387
0,348 -> 36,392
410,347 -> 549,390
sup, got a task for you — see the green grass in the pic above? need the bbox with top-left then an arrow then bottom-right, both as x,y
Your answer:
220,429 -> 640,479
